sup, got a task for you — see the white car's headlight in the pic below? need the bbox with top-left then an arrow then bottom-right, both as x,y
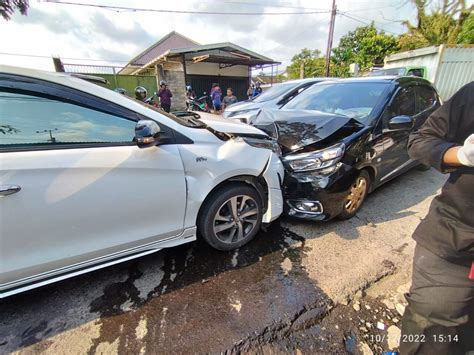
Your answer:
283,143 -> 345,172
242,137 -> 282,156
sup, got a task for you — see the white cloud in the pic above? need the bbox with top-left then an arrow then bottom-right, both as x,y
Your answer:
0,0 -> 418,72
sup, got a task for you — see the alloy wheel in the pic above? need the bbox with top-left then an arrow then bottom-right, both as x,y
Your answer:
212,195 -> 260,244
344,176 -> 368,214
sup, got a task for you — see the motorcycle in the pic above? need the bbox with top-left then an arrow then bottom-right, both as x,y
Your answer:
186,92 -> 210,112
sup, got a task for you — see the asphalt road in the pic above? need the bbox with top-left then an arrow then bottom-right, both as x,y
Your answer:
0,167 -> 446,354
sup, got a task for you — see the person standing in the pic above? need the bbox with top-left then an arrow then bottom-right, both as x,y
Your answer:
210,83 -> 222,113
252,82 -> 263,97
222,88 -> 238,109
247,84 -> 255,99
157,80 -> 173,113
400,82 -> 474,354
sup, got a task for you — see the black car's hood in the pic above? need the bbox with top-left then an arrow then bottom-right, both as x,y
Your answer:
254,109 -> 363,153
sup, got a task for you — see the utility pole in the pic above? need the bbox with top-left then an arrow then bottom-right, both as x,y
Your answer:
324,0 -> 337,77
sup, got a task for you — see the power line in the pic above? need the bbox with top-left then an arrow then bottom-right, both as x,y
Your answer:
219,1 -> 328,11
43,0 -> 331,15
337,12 -> 400,35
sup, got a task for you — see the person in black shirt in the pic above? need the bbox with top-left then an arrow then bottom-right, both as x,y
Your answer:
400,82 -> 474,354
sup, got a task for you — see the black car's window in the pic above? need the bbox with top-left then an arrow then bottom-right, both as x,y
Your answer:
0,92 -> 136,148
283,82 -> 390,124
389,86 -> 416,117
407,68 -> 424,78
416,86 -> 438,112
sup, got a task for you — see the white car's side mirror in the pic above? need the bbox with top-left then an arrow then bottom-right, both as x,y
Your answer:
135,120 -> 161,148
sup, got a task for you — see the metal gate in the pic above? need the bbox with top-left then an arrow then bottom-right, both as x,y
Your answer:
186,75 -> 249,101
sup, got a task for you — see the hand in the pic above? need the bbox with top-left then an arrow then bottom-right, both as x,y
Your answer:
457,134 -> 474,167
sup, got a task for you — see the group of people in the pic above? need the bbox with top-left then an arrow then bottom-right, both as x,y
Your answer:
131,80 -> 263,114
247,82 -> 263,99
209,83 -> 238,113
133,80 -> 173,113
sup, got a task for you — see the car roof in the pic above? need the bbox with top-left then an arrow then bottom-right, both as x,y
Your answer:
317,75 -> 433,86
277,77 -> 333,85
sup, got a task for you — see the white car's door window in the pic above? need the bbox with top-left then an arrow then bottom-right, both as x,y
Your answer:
0,92 -> 135,148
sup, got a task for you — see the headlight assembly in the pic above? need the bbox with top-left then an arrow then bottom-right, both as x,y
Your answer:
283,143 -> 345,172
242,137 -> 282,156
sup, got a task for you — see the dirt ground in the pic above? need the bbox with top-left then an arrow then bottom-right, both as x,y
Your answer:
0,167 -> 446,354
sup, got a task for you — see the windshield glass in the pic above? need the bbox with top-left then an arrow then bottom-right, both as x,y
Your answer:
369,68 -> 405,76
283,82 -> 390,124
252,82 -> 300,103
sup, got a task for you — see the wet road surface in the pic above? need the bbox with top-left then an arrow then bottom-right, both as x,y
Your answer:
0,168 -> 446,354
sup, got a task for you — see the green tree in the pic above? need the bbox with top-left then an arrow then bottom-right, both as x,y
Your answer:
286,48 -> 326,79
458,12 -> 474,43
0,0 -> 29,20
399,0 -> 473,50
331,24 -> 400,74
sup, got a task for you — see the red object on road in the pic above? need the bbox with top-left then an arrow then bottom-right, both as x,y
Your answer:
469,262 -> 474,280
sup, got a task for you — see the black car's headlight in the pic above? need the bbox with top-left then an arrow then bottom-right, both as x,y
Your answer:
283,143 -> 345,172
242,137 -> 282,156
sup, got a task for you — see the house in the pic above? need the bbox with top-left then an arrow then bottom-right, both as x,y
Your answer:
120,31 -> 279,109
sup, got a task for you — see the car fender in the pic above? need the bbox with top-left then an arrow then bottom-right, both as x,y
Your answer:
178,139 -> 274,229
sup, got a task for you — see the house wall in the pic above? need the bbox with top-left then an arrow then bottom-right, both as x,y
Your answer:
185,62 -> 248,77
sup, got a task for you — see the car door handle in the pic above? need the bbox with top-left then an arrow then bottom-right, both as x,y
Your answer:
0,185 -> 21,196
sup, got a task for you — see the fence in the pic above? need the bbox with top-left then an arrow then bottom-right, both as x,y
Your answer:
63,63 -> 158,97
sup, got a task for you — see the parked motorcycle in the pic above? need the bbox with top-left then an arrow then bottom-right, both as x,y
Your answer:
186,92 -> 210,112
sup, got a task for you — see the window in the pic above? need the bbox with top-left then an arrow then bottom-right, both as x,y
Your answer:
407,68 -> 424,78
416,86 -> 437,112
389,87 -> 416,117
283,82 -> 390,125
0,92 -> 136,148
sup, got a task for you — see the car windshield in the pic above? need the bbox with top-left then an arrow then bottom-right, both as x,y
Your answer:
252,82 -> 301,103
283,81 -> 391,124
369,68 -> 406,76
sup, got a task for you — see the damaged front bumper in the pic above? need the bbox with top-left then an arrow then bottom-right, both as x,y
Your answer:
261,152 -> 285,223
283,163 -> 359,220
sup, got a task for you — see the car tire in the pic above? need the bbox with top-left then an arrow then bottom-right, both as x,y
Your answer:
198,184 -> 263,251
338,170 -> 370,220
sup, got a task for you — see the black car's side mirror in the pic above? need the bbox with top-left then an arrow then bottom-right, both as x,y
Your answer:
135,120 -> 161,148
388,115 -> 414,131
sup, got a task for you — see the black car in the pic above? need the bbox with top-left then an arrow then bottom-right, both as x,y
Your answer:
254,76 -> 440,220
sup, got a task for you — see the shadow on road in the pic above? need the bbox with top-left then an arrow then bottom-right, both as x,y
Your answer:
0,168 -> 445,354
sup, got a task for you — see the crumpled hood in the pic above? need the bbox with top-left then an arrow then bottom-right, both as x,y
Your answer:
198,112 -> 268,136
254,109 -> 360,153
224,100 -> 263,113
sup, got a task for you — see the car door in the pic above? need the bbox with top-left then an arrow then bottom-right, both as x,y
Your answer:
414,85 -> 440,130
0,82 -> 186,288
377,85 -> 417,183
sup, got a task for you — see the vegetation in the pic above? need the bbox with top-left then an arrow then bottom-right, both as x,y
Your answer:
399,0 -> 473,50
287,49 -> 326,79
331,25 -> 400,76
287,0 -> 473,78
0,0 -> 29,20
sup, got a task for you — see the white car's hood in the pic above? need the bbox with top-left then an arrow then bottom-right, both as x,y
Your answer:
198,112 -> 268,136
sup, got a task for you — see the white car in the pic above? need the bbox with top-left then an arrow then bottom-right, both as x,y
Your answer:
0,66 -> 284,298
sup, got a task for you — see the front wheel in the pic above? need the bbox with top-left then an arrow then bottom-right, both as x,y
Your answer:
338,170 -> 370,220
198,185 -> 263,251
